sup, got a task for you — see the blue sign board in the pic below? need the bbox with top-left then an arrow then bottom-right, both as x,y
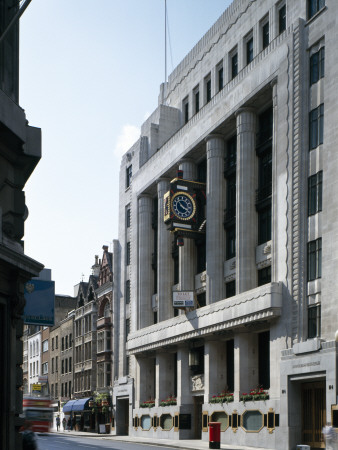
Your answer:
23,279 -> 55,326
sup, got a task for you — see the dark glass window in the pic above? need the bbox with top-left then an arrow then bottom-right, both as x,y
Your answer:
126,319 -> 130,342
126,208 -> 131,228
197,292 -> 206,308
226,225 -> 236,260
258,207 -> 271,245
126,165 -> 132,188
226,175 -> 236,220
308,0 -> 325,19
246,37 -> 254,64
308,171 -> 322,216
195,90 -> 200,114
307,238 -> 322,281
226,280 -> 235,298
226,340 -> 234,392
218,66 -> 224,91
226,135 -> 237,170
126,241 -> 131,265
258,331 -> 270,389
310,47 -> 325,85
172,243 -> 179,285
231,53 -> 238,79
308,305 -> 321,338
184,100 -> 189,124
206,78 -> 211,103
258,266 -> 271,286
125,279 -> 130,304
279,5 -> 286,34
262,22 -> 269,49
309,104 -> 324,150
196,238 -> 206,274
197,158 -> 207,183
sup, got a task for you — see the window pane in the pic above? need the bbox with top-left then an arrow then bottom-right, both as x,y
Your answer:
247,38 -> 253,64
262,22 -> 269,49
232,53 -> 238,78
279,5 -> 286,34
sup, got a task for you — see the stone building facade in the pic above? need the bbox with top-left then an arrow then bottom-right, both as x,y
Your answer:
0,1 -> 43,448
113,1 -> 338,448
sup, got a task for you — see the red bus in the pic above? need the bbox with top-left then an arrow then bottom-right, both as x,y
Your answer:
23,396 -> 53,433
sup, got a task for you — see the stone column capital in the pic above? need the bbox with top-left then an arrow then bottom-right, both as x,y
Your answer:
235,106 -> 256,118
205,133 -> 224,144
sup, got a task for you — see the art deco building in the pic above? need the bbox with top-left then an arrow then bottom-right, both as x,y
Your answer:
113,0 -> 338,448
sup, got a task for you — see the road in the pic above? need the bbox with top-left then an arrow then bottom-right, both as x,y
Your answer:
37,433 -> 178,450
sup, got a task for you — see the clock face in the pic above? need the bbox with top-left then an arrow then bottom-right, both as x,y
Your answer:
171,192 -> 196,220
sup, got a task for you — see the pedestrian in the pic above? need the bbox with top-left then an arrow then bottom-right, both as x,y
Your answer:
56,415 -> 60,431
21,421 -> 38,450
67,417 -> 71,431
62,417 -> 66,431
322,422 -> 336,450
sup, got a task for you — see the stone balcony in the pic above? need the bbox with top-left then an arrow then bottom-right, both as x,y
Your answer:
97,316 -> 111,329
127,282 -> 283,355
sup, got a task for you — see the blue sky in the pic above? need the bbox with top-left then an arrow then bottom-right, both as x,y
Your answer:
20,0 -> 232,295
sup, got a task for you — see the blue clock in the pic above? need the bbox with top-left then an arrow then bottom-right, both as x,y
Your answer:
171,192 -> 196,220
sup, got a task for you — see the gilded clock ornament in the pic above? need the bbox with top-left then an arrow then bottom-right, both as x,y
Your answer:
171,192 -> 196,220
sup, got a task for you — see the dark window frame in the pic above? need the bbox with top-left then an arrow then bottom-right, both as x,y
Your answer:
309,104 -> 324,150
231,52 -> 238,79
308,304 -> 321,338
246,36 -> 254,65
308,0 -> 325,20
262,21 -> 269,49
308,171 -> 322,216
307,238 -> 322,281
278,4 -> 286,34
310,46 -> 325,85
126,165 -> 132,188
218,65 -> 224,91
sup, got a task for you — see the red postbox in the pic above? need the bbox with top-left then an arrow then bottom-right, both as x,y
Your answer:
209,421 -> 221,449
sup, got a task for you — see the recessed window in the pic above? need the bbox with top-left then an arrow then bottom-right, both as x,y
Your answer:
42,339 -> 48,352
183,97 -> 189,124
226,225 -> 236,260
262,21 -> 269,49
125,279 -> 130,304
246,36 -> 254,64
308,0 -> 325,20
126,165 -> 132,188
258,207 -> 271,245
308,171 -> 322,216
126,207 -> 131,228
231,52 -> 238,79
242,410 -> 263,432
126,242 -> 131,265
226,280 -> 235,298
205,75 -> 212,103
278,4 -> 286,34
307,238 -> 322,281
310,46 -> 325,85
258,266 -> 271,286
309,104 -> 324,150
308,304 -> 321,338
193,86 -> 200,114
218,64 -> 224,91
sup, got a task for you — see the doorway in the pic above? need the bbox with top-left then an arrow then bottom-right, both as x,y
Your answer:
301,381 -> 326,448
116,398 -> 129,435
194,395 -> 204,439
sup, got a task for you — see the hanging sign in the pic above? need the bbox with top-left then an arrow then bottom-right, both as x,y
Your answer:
173,291 -> 194,308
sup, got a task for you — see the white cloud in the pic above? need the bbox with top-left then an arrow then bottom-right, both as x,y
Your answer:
114,124 -> 140,159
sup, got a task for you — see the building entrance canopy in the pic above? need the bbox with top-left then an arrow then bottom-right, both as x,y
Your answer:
63,397 -> 92,412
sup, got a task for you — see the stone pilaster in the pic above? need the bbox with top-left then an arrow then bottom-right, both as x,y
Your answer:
157,178 -> 173,322
204,340 -> 227,403
155,352 -> 175,406
135,356 -> 155,407
234,333 -> 258,402
138,195 -> 153,329
177,346 -> 191,406
178,159 -> 196,292
205,135 -> 225,304
271,80 -> 278,283
235,108 -> 257,294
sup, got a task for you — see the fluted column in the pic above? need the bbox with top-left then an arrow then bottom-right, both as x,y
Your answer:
235,108 -> 257,294
157,178 -> 173,322
177,345 -> 191,406
178,159 -> 196,292
135,356 -> 155,407
206,135 -> 225,304
138,195 -> 153,329
155,352 -> 175,406
271,80 -> 277,283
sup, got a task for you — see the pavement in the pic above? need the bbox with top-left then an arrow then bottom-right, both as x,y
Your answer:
50,428 -> 275,450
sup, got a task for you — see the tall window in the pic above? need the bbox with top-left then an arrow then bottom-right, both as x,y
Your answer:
307,238 -> 322,281
226,225 -> 236,260
278,4 -> 286,34
126,241 -> 131,265
309,104 -> 324,149
310,47 -> 325,85
126,207 -> 131,228
258,207 -> 272,245
125,279 -> 130,303
183,97 -> 189,124
69,357 -> 72,372
308,0 -> 325,19
194,87 -> 200,114
226,280 -> 236,298
308,305 -> 321,338
51,338 -> 54,351
206,76 -> 211,103
52,358 -> 54,374
61,337 -> 64,351
42,340 -> 48,352
258,331 -> 270,389
126,165 -> 132,188
55,336 -> 58,349
246,36 -> 254,64
218,65 -> 224,91
308,171 -> 322,216
126,319 -> 130,342
262,21 -> 269,49
231,52 -> 238,79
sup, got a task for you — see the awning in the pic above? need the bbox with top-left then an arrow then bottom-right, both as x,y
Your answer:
63,398 -> 91,413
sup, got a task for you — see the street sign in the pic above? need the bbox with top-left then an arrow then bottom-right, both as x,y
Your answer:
173,291 -> 194,308
32,384 -> 41,391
